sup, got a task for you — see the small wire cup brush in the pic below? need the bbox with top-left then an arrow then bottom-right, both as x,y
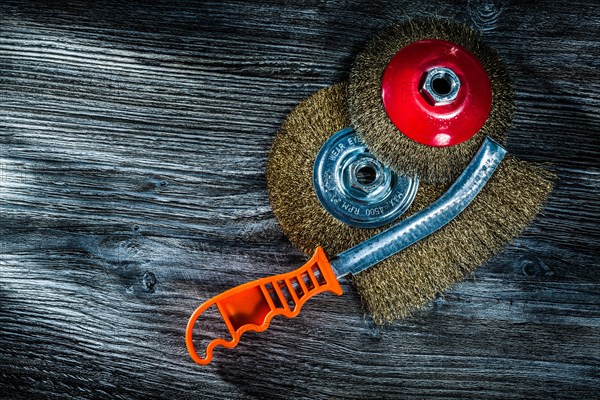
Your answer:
348,18 -> 514,183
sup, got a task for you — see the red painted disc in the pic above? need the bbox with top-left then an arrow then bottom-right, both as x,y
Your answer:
381,39 -> 493,147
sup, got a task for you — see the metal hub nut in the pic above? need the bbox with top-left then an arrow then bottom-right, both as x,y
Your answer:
313,127 -> 419,228
420,67 -> 461,106
348,158 -> 385,194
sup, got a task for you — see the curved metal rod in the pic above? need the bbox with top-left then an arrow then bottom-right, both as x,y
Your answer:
330,137 -> 507,278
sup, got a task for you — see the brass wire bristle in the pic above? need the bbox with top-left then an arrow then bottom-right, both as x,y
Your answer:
267,83 -> 554,323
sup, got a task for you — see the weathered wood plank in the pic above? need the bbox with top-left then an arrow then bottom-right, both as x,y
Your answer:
1,0 -> 598,399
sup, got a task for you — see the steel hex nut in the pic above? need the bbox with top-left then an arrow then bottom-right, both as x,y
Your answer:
348,158 -> 384,194
420,67 -> 461,106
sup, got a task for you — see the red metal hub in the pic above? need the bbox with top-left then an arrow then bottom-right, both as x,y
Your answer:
381,39 -> 493,147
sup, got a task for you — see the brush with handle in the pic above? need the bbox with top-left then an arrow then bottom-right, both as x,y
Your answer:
186,137 -> 506,365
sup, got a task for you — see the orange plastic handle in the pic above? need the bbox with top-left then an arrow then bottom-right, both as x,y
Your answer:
186,247 -> 343,365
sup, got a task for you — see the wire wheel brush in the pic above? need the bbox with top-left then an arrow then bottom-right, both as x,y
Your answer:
266,82 -> 553,324
348,18 -> 515,183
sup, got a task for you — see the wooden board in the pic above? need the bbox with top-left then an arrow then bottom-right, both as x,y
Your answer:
1,1 -> 598,398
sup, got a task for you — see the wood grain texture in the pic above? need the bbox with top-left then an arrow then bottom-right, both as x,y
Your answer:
0,0 -> 598,399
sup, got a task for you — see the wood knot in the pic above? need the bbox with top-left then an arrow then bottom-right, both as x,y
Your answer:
467,0 -> 507,32
516,257 -> 552,278
142,271 -> 157,292
136,177 -> 168,192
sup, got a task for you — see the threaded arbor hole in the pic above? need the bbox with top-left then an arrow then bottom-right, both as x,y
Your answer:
432,76 -> 452,96
356,165 -> 377,185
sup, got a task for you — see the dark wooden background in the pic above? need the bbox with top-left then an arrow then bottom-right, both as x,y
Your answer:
1,1 -> 598,399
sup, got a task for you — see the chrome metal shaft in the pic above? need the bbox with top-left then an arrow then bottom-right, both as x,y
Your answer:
329,137 -> 507,278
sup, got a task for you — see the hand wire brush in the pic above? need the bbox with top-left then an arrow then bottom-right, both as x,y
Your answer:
186,138 -> 506,365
